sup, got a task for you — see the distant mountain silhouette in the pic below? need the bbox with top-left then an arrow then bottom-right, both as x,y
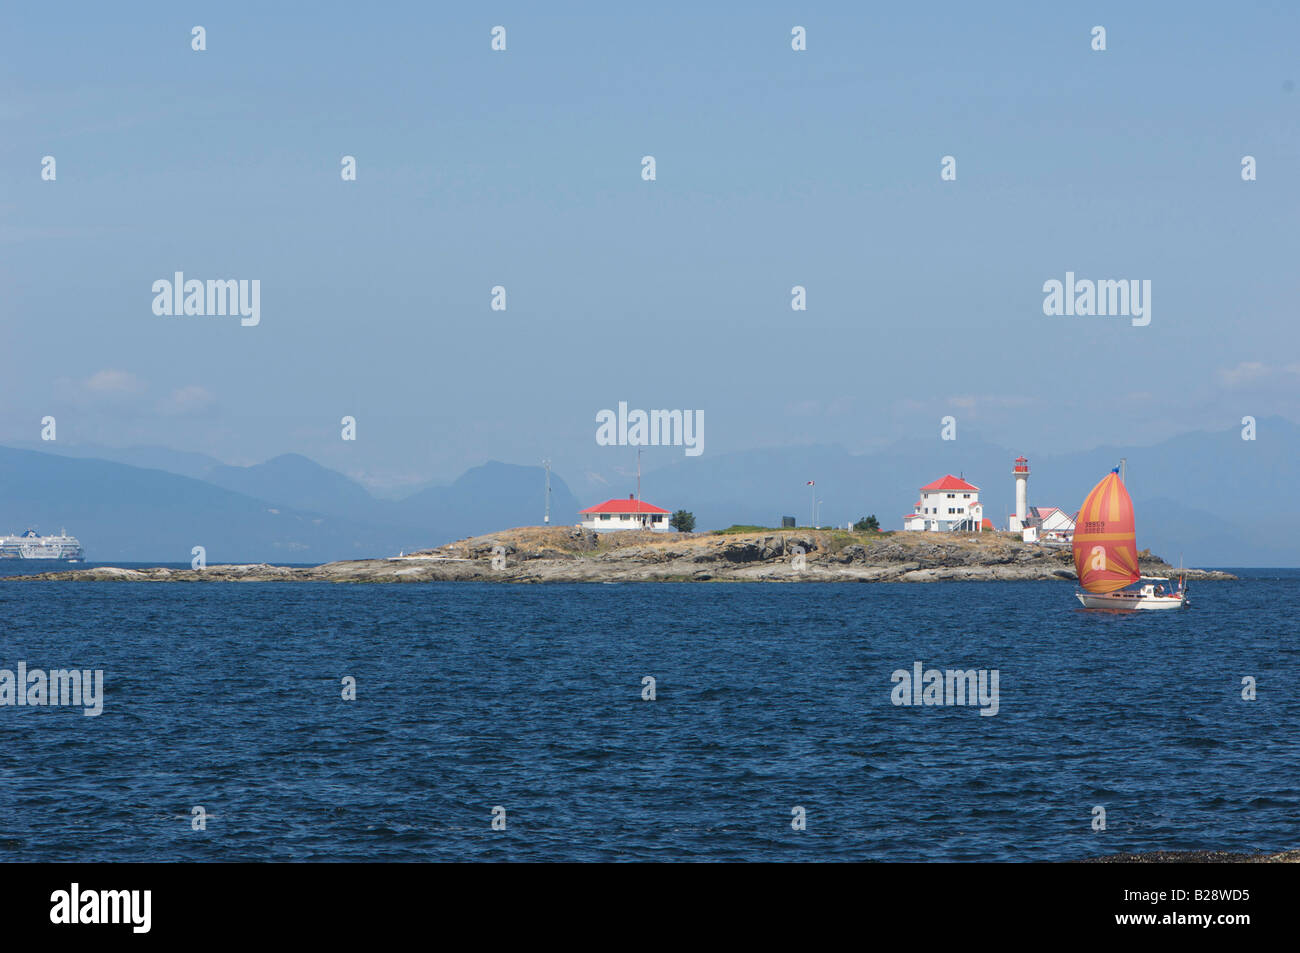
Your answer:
204,453 -> 384,521
8,441 -> 228,482
0,446 -> 383,562
0,448 -> 576,562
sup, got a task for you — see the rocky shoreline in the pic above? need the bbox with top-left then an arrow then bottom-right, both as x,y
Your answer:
5,526 -> 1238,584
1084,848 -> 1299,863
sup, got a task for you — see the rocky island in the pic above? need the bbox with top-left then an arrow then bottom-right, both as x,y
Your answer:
8,527 -> 1237,583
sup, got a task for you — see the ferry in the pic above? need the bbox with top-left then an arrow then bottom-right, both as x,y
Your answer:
0,529 -> 84,561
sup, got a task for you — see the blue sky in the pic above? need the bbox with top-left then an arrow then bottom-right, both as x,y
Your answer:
3,1 -> 1297,495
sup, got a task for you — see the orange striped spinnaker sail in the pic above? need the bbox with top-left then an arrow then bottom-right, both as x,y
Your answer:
1072,469 -> 1142,594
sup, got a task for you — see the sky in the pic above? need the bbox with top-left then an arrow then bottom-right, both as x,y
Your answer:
3,1 -> 1298,496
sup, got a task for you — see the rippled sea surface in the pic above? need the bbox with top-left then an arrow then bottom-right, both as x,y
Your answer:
0,570 -> 1295,861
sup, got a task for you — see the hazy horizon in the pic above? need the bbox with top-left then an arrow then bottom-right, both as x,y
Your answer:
7,411 -> 1286,499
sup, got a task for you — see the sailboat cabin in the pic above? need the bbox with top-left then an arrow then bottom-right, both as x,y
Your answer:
902,475 -> 990,532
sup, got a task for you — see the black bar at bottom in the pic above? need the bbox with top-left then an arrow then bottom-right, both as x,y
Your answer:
0,860 -> 1282,940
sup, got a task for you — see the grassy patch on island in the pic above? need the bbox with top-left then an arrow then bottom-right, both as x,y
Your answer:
712,524 -> 893,537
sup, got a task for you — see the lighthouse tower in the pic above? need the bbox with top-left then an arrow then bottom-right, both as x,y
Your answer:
1009,456 -> 1030,531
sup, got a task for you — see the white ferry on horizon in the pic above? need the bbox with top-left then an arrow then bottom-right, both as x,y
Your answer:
0,528 -> 84,561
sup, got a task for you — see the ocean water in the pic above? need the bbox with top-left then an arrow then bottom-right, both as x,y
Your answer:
0,570 -> 1295,862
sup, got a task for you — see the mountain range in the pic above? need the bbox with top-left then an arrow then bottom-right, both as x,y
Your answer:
1,417 -> 1294,566
0,448 -> 578,563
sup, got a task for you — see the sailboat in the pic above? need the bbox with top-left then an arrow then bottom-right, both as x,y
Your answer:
1072,467 -> 1187,610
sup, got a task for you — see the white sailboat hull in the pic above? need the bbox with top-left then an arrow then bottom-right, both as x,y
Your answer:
1075,589 -> 1187,610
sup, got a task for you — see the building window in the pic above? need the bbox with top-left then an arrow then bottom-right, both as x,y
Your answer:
600,514 -> 610,520
963,493 -> 970,499
947,494 -> 955,499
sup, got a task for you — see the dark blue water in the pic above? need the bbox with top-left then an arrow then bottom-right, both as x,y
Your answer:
0,572 -> 1295,861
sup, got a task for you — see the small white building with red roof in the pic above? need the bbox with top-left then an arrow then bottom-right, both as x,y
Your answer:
1019,505 -> 1076,542
902,474 -> 990,532
580,494 -> 672,532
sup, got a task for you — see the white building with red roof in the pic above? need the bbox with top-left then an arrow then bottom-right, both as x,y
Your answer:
579,494 -> 672,532
902,474 -> 990,532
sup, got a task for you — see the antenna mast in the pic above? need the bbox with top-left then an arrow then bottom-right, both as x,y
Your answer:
543,458 -> 552,525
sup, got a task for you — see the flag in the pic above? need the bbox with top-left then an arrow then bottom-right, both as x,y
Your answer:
806,480 -> 815,486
